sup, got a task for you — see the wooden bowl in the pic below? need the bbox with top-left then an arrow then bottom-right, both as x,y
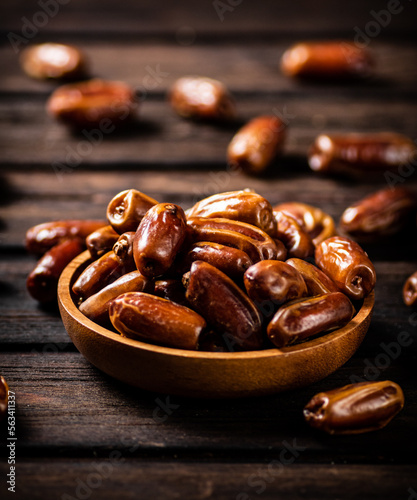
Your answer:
58,251 -> 374,398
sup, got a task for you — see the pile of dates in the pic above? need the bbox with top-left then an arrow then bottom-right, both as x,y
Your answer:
29,189 -> 377,352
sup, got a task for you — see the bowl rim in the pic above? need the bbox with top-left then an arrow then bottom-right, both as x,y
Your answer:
58,250 -> 375,361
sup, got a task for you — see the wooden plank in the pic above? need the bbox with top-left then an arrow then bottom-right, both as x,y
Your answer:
2,0 -> 417,38
0,337 -> 416,458
0,460 -> 416,500
1,170 -> 417,250
1,41 -> 417,95
0,96 -> 416,166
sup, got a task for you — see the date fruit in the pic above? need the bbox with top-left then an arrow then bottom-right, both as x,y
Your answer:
403,271 -> 417,307
273,202 -> 336,246
79,270 -> 153,326
0,376 -> 9,420
244,260 -> 307,305
303,380 -> 404,434
315,236 -> 376,300
274,211 -> 315,259
170,76 -> 236,121
134,203 -> 188,278
26,220 -> 106,255
186,190 -> 277,236
308,132 -> 415,176
107,189 -> 158,234
286,258 -> 338,296
86,225 -> 119,260
27,238 -> 84,303
227,116 -> 286,176
281,41 -> 373,80
340,187 -> 416,241
20,43 -> 88,80
267,292 -> 355,348
185,261 -> 263,351
47,79 -> 137,129
109,292 -> 206,350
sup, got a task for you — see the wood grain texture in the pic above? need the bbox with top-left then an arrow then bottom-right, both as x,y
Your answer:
3,0 -> 417,38
1,41 -> 417,95
0,460 -> 416,500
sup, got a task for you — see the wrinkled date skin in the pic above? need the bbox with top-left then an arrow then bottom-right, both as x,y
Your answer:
274,211 -> 315,259
107,189 -> 158,234
47,79 -> 138,129
182,241 -> 253,279
113,231 -> 136,268
187,217 -> 285,263
134,203 -> 188,278
304,380 -> 404,434
286,258 -> 339,296
340,187 -> 417,242
26,220 -> 106,256
315,236 -> 376,300
273,202 -> 336,246
281,41 -> 373,80
186,190 -> 277,236
185,261 -> 263,351
109,292 -> 206,350
72,250 -> 135,302
308,133 -> 415,176
227,116 -> 286,176
0,376 -> 9,420
27,238 -> 84,303
244,260 -> 307,306
86,225 -> 120,260
170,76 -> 236,121
79,270 -> 153,326
267,292 -> 354,348
20,43 -> 88,81
403,271 -> 417,307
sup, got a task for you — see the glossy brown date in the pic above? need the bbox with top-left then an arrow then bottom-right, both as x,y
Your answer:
274,211 -> 314,259
308,133 -> 415,176
273,202 -> 336,246
134,203 -> 188,278
169,76 -> 236,121
86,225 -> 119,260
20,43 -> 88,80
109,292 -> 206,350
403,271 -> 417,307
186,190 -> 277,236
185,261 -> 263,351
227,116 -> 286,176
315,236 -> 376,300
244,260 -> 307,306
340,187 -> 417,241
27,238 -> 84,303
187,217 -> 284,263
79,270 -> 153,326
26,220 -> 106,256
303,380 -> 404,434
107,189 -> 158,234
286,258 -> 338,296
281,41 -> 373,80
47,79 -> 137,129
182,241 -> 253,279
112,231 -> 135,268
72,250 -> 134,302
267,292 -> 354,348
0,376 -> 9,421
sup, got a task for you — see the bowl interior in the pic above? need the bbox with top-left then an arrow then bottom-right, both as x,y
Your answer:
58,251 -> 375,398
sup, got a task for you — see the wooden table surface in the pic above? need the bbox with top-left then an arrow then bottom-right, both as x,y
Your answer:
1,2 -> 417,499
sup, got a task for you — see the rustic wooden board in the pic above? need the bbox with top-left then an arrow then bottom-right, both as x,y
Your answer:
1,41 -> 417,95
0,460 -> 416,500
3,0 -> 417,38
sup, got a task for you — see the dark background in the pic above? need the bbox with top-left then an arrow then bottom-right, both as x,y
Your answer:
1,1 -> 417,499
